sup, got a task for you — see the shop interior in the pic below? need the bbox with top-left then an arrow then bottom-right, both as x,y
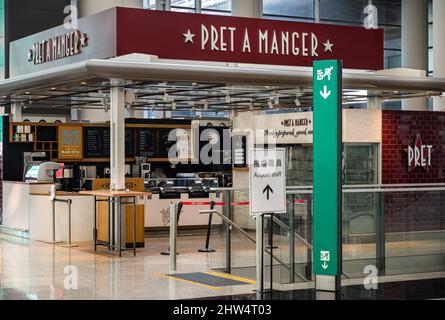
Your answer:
0,56 -> 444,298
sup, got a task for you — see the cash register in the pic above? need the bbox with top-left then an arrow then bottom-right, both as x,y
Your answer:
24,162 -> 61,183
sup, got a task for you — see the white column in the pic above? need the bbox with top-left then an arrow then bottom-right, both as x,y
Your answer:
110,79 -> 126,191
401,0 -> 428,110
367,91 -> 382,110
232,0 -> 262,18
78,0 -> 143,17
314,0 -> 320,23
195,0 -> 201,13
70,108 -> 79,121
156,0 -> 171,11
433,0 -> 445,111
11,103 -> 22,122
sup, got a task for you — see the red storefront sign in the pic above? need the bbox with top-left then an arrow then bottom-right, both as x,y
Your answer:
382,111 -> 445,184
116,8 -> 384,70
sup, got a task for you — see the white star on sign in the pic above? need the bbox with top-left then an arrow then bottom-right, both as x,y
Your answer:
80,33 -> 88,47
323,39 -> 334,53
27,49 -> 33,62
183,29 -> 195,43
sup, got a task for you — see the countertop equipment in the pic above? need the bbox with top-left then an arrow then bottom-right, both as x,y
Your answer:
141,163 -> 151,179
24,162 -> 60,183
145,176 -> 219,199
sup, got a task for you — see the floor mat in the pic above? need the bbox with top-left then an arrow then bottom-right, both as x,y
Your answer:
168,272 -> 255,287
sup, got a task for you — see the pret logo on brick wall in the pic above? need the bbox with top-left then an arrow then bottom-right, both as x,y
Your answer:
27,30 -> 89,65
405,134 -> 434,172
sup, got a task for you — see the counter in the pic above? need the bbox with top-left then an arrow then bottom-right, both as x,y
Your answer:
2,181 -> 54,231
2,181 -> 223,242
2,181 -> 94,242
29,192 -> 94,242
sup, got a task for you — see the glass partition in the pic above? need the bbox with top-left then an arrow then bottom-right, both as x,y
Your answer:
211,186 -> 445,285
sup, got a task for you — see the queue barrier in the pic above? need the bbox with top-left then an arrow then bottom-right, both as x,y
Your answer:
50,197 -> 78,248
180,199 -> 307,255
168,197 -> 310,273
161,202 -> 184,256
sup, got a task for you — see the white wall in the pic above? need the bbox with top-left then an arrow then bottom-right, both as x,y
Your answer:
77,108 -> 109,122
78,0 -> 143,18
231,0 -> 262,18
21,115 -> 68,123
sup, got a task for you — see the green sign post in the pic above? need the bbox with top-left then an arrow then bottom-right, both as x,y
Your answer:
313,60 -> 342,291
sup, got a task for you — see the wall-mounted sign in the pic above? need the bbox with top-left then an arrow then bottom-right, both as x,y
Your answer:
10,9 -> 116,77
11,8 -> 383,77
255,113 -> 313,145
406,134 -> 434,172
249,148 -> 286,215
58,125 -> 83,160
27,30 -> 89,65
233,135 -> 247,168
118,8 -> 383,70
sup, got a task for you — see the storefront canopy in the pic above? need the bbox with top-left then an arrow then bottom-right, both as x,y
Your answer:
0,57 -> 444,112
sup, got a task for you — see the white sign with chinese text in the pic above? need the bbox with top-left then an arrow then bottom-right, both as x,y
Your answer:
249,148 -> 287,215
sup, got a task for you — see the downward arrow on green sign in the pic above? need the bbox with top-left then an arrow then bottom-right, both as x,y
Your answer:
313,60 -> 343,277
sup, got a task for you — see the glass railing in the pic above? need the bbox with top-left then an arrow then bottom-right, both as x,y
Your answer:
210,185 -> 445,285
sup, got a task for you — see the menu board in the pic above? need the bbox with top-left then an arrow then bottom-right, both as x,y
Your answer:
83,125 -> 189,159
84,127 -> 135,158
139,128 -> 157,157
125,128 -> 134,157
158,128 -> 177,158
84,127 -> 110,158
233,135 -> 247,168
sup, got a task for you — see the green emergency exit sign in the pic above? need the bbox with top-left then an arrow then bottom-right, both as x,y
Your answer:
313,60 -> 342,276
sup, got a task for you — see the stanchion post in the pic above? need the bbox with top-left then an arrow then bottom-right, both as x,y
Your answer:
255,213 -> 264,293
61,199 -> 79,248
170,202 -> 177,272
48,198 -> 63,245
289,195 -> 296,283
52,199 -> 56,243
198,201 -> 216,253
133,196 -> 137,257
225,190 -> 232,273
269,212 -> 274,291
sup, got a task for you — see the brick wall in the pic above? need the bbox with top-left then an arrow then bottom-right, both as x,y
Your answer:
382,110 -> 445,232
382,110 -> 445,184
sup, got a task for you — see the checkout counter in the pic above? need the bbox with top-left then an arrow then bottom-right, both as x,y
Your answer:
2,163 -> 223,242
2,162 -> 95,242
144,176 -> 223,229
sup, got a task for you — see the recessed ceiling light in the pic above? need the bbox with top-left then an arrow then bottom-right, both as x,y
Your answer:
51,87 -> 56,90
81,82 -> 87,85
25,92 -> 30,95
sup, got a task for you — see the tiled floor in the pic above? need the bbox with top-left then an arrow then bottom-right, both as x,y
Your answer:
0,231 -> 444,300
200,277 -> 445,300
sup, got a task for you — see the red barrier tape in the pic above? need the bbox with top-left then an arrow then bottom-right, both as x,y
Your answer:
181,200 -> 306,206
181,201 -> 250,206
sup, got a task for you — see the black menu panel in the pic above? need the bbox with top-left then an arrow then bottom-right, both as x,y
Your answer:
233,135 -> 247,168
138,128 -> 157,157
158,128 -> 177,158
125,128 -> 134,157
84,127 -> 135,158
84,127 -> 110,158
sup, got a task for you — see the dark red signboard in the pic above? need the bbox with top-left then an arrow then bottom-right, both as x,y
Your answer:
382,110 -> 445,184
381,110 -> 445,234
116,8 -> 384,70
